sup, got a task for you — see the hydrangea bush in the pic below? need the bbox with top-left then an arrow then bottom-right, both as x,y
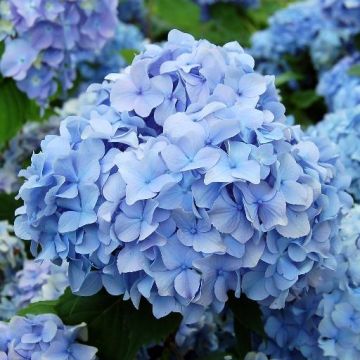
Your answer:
0,0 -> 118,106
14,30 -> 352,325
0,314 -> 97,359
317,53 -> 360,111
310,105 -> 360,201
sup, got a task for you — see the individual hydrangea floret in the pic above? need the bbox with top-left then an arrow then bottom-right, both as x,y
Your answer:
15,30 -> 351,323
310,105 -> 360,201
0,220 -> 25,283
244,352 -> 270,360
317,53 -> 360,111
0,313 -> 97,359
0,0 -> 118,106
0,260 -> 68,320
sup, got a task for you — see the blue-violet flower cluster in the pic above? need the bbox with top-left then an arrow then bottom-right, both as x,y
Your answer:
0,260 -> 68,320
0,0 -> 118,106
15,30 -> 351,323
0,314 -> 97,359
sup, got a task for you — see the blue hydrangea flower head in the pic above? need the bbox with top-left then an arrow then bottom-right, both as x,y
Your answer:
0,260 -> 68,320
0,0 -> 118,106
0,313 -> 97,359
310,105 -> 360,201
15,30 -> 351,323
317,53 -> 360,111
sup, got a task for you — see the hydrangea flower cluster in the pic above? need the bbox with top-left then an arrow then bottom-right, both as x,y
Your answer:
0,220 -> 25,283
15,30 -> 351,323
176,309 -> 234,356
317,53 -> 360,111
0,314 -> 97,359
0,0 -> 118,106
250,0 -> 352,74
0,260 -> 68,320
310,105 -> 360,201
320,0 -> 360,35
77,22 -> 145,91
259,205 -> 360,359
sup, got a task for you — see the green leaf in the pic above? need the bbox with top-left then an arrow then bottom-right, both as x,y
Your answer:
0,193 -> 21,222
55,288 -> 182,360
228,295 -> 265,359
348,64 -> 360,77
275,71 -> 303,86
120,48 -> 140,64
290,90 -> 322,109
17,300 -> 58,317
0,79 -> 42,150
228,294 -> 265,337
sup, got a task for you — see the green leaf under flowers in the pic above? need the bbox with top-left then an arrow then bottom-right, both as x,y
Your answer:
17,300 -> 58,317
290,90 -> 322,109
120,48 -> 140,64
55,288 -> 182,360
0,193 -> 22,222
348,64 -> 360,77
228,294 -> 265,358
0,79 -> 43,150
275,71 -> 304,86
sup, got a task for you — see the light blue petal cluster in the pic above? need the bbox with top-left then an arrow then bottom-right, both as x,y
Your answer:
0,260 -> 68,320
77,22 -> 145,91
317,288 -> 360,359
317,53 -> 360,111
0,221 -> 25,283
0,313 -> 97,359
310,105 -> 360,201
15,30 -> 351,322
0,0 -> 118,106
260,205 -> 360,359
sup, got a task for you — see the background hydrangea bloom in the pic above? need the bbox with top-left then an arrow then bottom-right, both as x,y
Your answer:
0,220 -> 25,283
0,0 -> 118,106
15,29 -> 351,323
0,313 -> 97,359
250,0 -> 354,75
77,22 -> 145,92
0,260 -> 68,320
310,105 -> 360,201
320,0 -> 360,34
317,53 -> 360,111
